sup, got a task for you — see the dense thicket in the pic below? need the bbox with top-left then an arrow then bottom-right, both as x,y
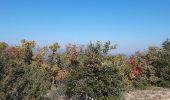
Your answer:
0,39 -> 170,100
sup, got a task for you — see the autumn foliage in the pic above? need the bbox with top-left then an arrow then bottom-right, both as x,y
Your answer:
0,39 -> 170,99
130,56 -> 140,76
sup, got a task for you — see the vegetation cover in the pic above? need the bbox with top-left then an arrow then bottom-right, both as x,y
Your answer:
0,38 -> 170,100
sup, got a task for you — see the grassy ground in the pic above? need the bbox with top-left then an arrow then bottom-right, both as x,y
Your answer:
124,87 -> 170,100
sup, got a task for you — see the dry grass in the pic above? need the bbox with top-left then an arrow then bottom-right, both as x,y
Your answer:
124,87 -> 170,100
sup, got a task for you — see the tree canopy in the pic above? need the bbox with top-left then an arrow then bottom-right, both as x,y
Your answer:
0,39 -> 170,99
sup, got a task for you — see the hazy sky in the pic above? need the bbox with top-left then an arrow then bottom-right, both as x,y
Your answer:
0,0 -> 170,54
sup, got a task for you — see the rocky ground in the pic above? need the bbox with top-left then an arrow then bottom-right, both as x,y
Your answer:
124,87 -> 170,100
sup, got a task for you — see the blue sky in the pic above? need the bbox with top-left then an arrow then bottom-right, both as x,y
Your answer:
0,0 -> 170,54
